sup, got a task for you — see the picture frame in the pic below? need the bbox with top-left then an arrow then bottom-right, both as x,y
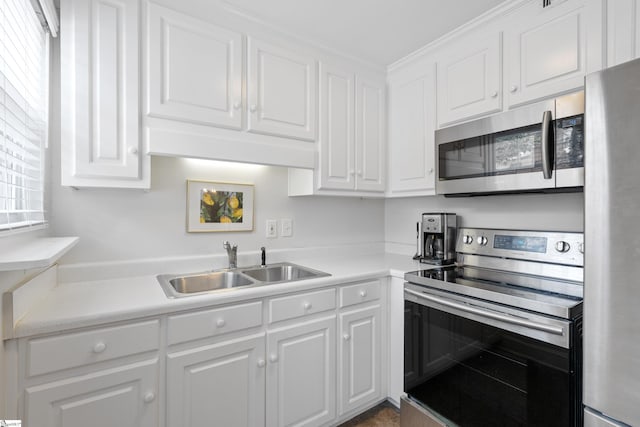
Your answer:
187,180 -> 254,232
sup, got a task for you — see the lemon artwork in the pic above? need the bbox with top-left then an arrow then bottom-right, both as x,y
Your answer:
200,190 -> 244,224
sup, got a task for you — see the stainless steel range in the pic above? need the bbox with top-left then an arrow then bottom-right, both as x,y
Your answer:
402,228 -> 584,427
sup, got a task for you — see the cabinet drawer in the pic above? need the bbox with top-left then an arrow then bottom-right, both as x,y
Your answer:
27,320 -> 160,377
269,288 -> 336,323
339,280 -> 381,308
167,301 -> 263,346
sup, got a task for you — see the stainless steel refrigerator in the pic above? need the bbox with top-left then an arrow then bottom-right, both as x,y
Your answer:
584,57 -> 640,426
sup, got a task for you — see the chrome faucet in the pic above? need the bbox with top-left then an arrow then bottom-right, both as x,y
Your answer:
223,241 -> 237,269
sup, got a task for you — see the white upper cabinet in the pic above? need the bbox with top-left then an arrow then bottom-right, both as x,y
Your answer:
505,0 -> 587,107
436,31 -> 502,127
61,0 -> 149,188
606,0 -> 640,67
147,3 -> 243,130
387,68 -> 436,195
318,63 -> 355,190
355,75 -> 386,192
248,38 -> 317,141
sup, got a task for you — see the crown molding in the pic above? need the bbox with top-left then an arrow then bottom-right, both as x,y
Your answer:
387,0 -> 530,73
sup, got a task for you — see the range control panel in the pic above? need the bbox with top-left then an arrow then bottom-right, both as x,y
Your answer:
456,228 -> 584,266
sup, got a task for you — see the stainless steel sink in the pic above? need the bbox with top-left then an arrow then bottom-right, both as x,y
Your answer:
157,271 -> 255,297
242,262 -> 330,283
158,262 -> 330,298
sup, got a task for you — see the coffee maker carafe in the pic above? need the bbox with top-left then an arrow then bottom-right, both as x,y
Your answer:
419,213 -> 457,265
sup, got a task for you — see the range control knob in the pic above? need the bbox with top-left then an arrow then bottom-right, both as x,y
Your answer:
478,236 -> 488,246
555,241 -> 571,253
463,235 -> 474,244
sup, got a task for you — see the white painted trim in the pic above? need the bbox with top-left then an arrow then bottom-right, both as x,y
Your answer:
387,0 -> 530,73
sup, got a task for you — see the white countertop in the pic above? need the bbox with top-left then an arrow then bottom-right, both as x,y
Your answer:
13,252 -> 424,339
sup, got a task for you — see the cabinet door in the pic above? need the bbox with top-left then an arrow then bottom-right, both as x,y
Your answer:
355,76 -> 385,192
24,359 -> 158,427
606,0 -> 640,66
60,0 -> 146,188
436,32 -> 502,127
248,38 -> 317,141
166,334 -> 265,427
147,3 -> 243,130
318,63 -> 355,190
266,316 -> 336,427
505,1 -> 587,107
338,305 -> 382,415
388,71 -> 436,194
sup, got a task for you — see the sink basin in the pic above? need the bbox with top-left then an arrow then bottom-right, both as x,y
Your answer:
158,262 -> 330,298
158,271 -> 254,297
242,262 -> 330,283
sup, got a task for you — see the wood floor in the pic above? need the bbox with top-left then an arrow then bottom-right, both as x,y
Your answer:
338,401 -> 400,427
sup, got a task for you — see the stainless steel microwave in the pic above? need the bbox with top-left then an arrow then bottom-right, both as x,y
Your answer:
435,92 -> 584,196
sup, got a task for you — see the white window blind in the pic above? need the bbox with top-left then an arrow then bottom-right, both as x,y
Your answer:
0,0 -> 49,232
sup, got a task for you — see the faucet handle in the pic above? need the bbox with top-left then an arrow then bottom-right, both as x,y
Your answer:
260,246 -> 266,267
223,240 -> 230,249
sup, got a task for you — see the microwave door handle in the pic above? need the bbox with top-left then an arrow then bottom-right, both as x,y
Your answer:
541,110 -> 554,179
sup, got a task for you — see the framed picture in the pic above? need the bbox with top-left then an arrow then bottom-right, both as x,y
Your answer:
187,180 -> 254,232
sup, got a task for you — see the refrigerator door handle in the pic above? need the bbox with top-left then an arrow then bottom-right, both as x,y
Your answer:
541,110 -> 554,179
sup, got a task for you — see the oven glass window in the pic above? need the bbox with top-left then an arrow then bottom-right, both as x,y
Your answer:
438,124 -> 543,180
404,301 -> 580,427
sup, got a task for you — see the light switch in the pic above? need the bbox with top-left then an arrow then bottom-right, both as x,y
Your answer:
266,220 -> 277,238
281,218 -> 293,237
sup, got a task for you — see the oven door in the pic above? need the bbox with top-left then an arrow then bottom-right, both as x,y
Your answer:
404,283 -> 582,427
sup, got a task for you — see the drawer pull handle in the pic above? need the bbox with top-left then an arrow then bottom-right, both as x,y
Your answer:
343,333 -> 351,341
257,359 -> 266,368
143,392 -> 155,403
216,318 -> 226,328
93,342 -> 107,354
303,302 -> 312,310
359,290 -> 367,298
269,354 -> 279,363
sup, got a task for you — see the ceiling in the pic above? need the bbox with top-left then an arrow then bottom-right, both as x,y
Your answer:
220,0 -> 506,67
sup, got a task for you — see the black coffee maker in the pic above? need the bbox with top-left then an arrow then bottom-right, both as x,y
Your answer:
416,213 -> 457,265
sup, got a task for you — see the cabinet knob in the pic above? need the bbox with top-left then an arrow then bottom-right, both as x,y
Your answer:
257,359 -> 266,368
128,146 -> 138,155
359,290 -> 367,298
357,170 -> 363,176
303,302 -> 312,310
349,169 -> 355,176
216,318 -> 226,328
510,85 -> 518,93
250,104 -> 257,113
428,168 -> 434,174
143,392 -> 155,403
92,342 -> 106,354
491,91 -> 498,98
343,333 -> 351,341
269,354 -> 279,363
233,100 -> 242,110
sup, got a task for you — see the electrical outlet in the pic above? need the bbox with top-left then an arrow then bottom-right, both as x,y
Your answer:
266,219 -> 277,238
281,218 -> 293,237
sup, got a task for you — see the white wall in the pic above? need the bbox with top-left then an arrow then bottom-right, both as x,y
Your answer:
385,192 -> 584,254
49,157 -> 385,264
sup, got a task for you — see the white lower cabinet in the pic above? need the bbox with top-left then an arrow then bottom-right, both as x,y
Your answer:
166,334 -> 266,427
24,359 -> 159,427
338,305 -> 382,415
266,316 -> 337,427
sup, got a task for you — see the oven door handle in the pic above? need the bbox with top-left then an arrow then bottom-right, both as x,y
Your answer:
404,288 -> 565,336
